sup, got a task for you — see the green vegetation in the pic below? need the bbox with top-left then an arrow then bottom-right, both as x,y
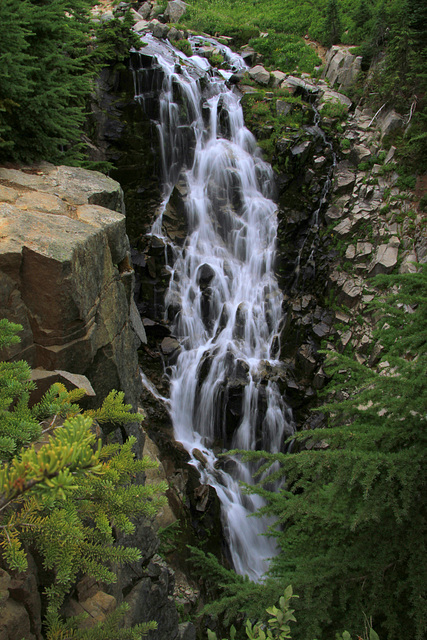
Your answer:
0,321 -> 166,638
190,267 -> 427,640
0,0 -> 140,165
207,587 -> 380,640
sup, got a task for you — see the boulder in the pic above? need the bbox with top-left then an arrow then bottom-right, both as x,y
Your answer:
350,144 -> 371,165
248,65 -> 270,86
281,76 -> 319,98
152,21 -> 170,38
276,100 -> 292,117
290,140 -> 311,160
379,110 -> 403,139
323,46 -> 362,89
369,242 -> 400,276
271,70 -> 286,88
319,89 -> 352,111
164,0 -> 187,23
138,2 -> 152,19
240,47 -> 257,66
333,163 -> 356,195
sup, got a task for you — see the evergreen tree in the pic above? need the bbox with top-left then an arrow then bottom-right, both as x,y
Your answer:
0,0 -> 141,165
323,0 -> 342,47
226,267 -> 427,639
0,320 -> 167,638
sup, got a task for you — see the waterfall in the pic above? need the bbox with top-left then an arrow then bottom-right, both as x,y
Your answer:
134,35 -> 294,580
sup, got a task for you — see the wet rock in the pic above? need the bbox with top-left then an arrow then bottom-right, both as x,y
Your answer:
296,343 -> 317,378
161,336 -> 181,356
233,302 -> 247,340
248,65 -> 270,86
240,46 -> 257,66
143,317 -> 171,338
197,264 -> 216,290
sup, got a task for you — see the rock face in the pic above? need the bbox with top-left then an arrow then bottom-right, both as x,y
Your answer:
0,163 -> 142,412
323,45 -> 362,89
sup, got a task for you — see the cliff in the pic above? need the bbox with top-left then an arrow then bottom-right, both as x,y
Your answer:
0,163 -> 145,415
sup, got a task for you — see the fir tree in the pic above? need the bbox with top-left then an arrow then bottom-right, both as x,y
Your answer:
224,267 -> 427,639
323,0 -> 342,47
0,320 -> 167,638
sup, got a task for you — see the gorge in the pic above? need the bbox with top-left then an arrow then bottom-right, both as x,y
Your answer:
0,2 -> 426,639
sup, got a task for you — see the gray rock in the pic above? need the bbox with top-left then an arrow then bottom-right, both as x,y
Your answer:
323,46 -> 362,89
240,46 -> 257,66
379,110 -> 403,139
319,89 -> 352,111
281,75 -> 319,97
123,559 -> 179,640
276,100 -> 292,117
399,251 -> 418,274
152,21 -> 170,38
291,140 -> 311,158
333,163 -> 356,195
271,70 -> 286,88
0,164 -> 124,212
161,336 -> 180,356
179,622 -> 197,640
369,243 -> 399,276
133,19 -> 149,32
248,65 -> 270,86
384,145 -> 396,164
0,165 -> 142,419
164,0 -> 187,23
350,144 -> 371,165
138,2 -> 152,19
167,26 -> 182,41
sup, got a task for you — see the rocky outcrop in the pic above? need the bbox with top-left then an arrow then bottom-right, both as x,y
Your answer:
0,163 -> 143,413
322,45 -> 363,90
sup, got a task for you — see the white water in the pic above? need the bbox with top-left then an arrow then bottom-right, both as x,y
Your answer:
134,36 -> 294,580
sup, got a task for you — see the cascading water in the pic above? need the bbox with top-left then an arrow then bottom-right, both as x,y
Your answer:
133,36 -> 294,580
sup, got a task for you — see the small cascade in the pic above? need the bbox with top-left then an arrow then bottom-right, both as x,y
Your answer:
133,36 -> 294,580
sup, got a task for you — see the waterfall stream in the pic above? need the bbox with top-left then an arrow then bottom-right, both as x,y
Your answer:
133,36 -> 294,580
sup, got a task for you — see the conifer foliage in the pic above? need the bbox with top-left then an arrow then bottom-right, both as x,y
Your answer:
0,0 -> 141,165
228,267 -> 427,640
0,321 -> 167,638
